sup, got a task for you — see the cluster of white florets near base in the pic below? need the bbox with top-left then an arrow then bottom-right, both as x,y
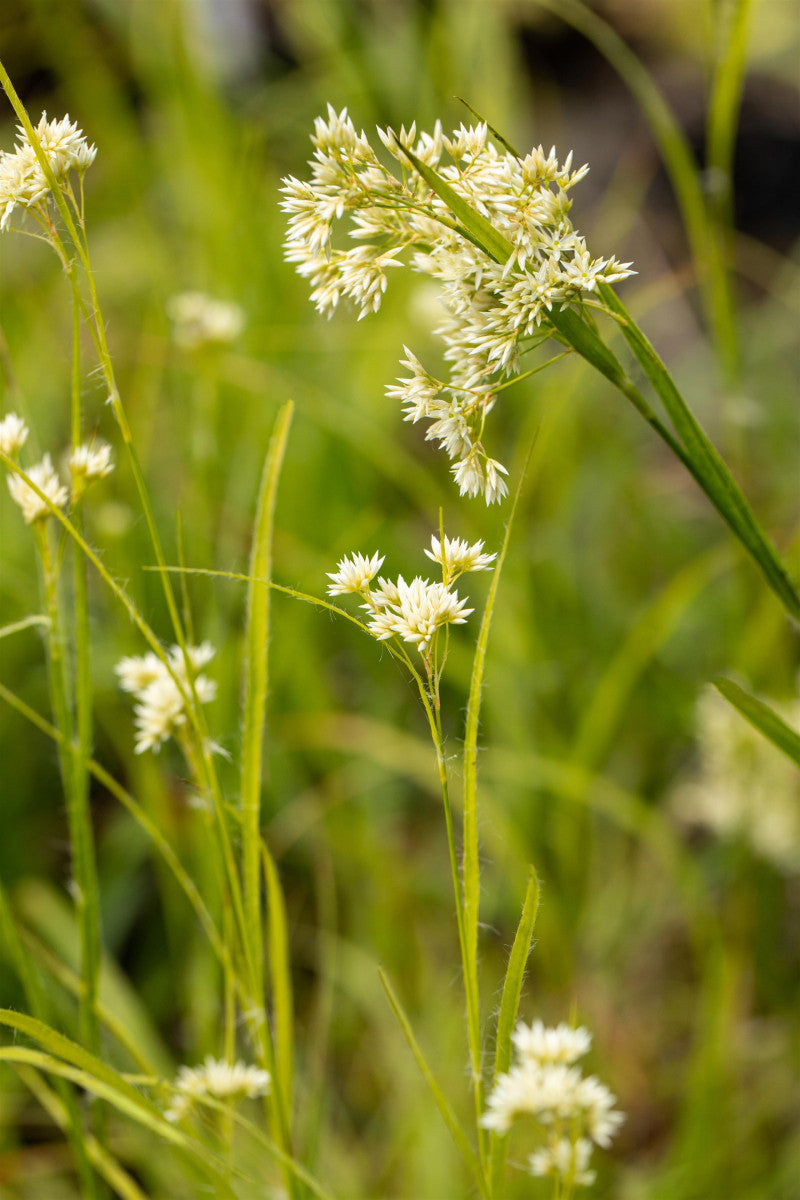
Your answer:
115,642 -> 217,755
164,1056 -> 270,1124
282,106 -> 633,503
0,113 -> 96,231
1,412 -> 114,523
327,534 -> 495,657
481,1019 -> 624,1187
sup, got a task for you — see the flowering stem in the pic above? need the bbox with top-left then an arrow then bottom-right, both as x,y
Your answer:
69,280 -> 106,1151
35,521 -> 104,1185
417,672 -> 489,1191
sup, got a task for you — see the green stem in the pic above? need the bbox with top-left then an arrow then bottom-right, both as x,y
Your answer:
418,676 -> 489,1192
69,287 -> 106,1152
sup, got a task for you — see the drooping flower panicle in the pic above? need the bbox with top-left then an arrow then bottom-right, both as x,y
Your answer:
283,107 -> 633,502
481,1018 -> 624,1188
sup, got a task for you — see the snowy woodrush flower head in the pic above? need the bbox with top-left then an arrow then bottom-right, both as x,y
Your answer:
7,454 -> 69,524
0,413 -> 29,457
326,551 -> 385,595
424,533 -> 496,581
167,291 -> 245,350
367,575 -> 472,651
115,642 -> 217,754
283,107 -> 633,502
0,113 -> 96,231
165,1056 -> 270,1123
328,532 -> 490,657
70,439 -> 114,499
481,1017 -> 624,1187
671,685 -> 800,872
512,1019 -> 593,1065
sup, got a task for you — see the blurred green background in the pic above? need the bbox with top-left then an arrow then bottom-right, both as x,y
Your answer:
0,1 -> 799,1196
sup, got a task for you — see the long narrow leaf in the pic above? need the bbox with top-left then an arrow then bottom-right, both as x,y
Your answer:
0,1047 -> 235,1193
262,843 -> 294,1124
378,969 -> 485,1196
491,867 -> 541,1083
15,1065 -> 150,1200
713,677 -> 800,770
241,400 -> 294,996
598,283 -> 800,620
0,883 -> 97,1196
489,866 -> 540,1195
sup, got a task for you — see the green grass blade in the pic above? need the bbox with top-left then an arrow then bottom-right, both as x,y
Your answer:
0,681 -> 228,970
241,400 -> 294,1001
530,0 -> 730,362
489,865 -> 540,1196
713,677 -> 800,770
598,283 -> 800,619
378,969 -> 485,1196
491,867 -> 541,1082
573,547 -> 731,772
0,1047 -> 235,1193
0,882 -> 99,1197
706,0 -> 756,379
14,879 -> 173,1076
15,1066 -> 150,1200
262,843 -> 294,1126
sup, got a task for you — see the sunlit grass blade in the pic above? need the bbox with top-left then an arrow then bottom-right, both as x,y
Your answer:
713,677 -> 800,769
0,681 -> 228,970
378,968 -> 486,1196
489,865 -> 540,1196
0,1045 -> 236,1194
573,547 -> 731,772
14,879 -> 174,1076
15,1065 -> 150,1200
491,867 -> 541,1082
262,843 -> 294,1126
462,443 -> 530,1170
598,282 -> 800,620
241,400 -> 293,1001
227,1099 -> 338,1200
0,880 -> 98,1197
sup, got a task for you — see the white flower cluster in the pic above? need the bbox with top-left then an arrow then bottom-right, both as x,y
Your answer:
2,414 -> 114,524
283,106 -> 633,502
671,686 -> 800,872
0,112 -> 96,231
167,291 -> 245,350
481,1019 -> 624,1188
326,533 -> 495,656
165,1056 -> 270,1123
115,642 -> 217,755
6,452 -> 69,524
